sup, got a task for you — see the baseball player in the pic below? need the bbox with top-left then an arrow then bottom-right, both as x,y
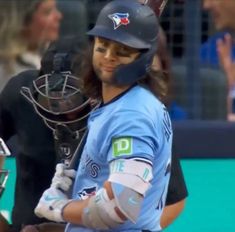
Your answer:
34,1 -> 172,231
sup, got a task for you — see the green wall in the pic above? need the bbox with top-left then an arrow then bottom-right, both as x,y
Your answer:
166,159 -> 235,231
0,158 -> 16,223
1,158 -> 235,231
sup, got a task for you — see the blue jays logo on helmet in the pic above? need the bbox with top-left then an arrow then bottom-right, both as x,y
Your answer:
108,13 -> 130,29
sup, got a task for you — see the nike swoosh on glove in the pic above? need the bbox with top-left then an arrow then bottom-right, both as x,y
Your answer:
34,187 -> 71,222
51,163 -> 76,192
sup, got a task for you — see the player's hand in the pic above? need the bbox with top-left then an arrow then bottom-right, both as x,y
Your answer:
51,163 -> 76,192
34,187 -> 71,222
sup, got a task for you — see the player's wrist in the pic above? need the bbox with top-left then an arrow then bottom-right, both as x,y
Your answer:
57,199 -> 73,222
34,187 -> 71,222
60,199 -> 74,222
62,197 -> 91,225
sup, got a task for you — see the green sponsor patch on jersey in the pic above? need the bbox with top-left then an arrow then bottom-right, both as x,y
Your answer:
112,137 -> 132,157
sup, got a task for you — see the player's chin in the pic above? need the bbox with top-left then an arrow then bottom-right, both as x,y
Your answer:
44,29 -> 60,43
98,72 -> 115,84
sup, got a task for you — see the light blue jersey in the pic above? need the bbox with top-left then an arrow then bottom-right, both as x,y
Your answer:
65,85 -> 172,232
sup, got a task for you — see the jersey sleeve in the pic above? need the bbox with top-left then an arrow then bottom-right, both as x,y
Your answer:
105,109 -> 159,164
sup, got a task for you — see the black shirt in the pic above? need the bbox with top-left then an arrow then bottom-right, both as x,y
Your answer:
166,148 -> 188,205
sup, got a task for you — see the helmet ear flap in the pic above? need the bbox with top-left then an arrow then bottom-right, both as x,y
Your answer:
114,45 -> 157,85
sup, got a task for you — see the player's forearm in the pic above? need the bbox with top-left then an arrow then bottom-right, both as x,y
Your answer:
62,198 -> 90,225
160,199 -> 186,228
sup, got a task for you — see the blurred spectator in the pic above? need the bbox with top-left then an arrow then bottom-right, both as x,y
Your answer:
217,33 -> 235,120
200,0 -> 235,67
0,0 -> 62,92
201,0 -> 235,117
0,0 -> 62,168
0,0 -> 61,231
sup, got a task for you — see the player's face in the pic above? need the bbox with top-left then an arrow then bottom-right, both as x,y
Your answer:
203,0 -> 235,31
92,37 -> 140,84
24,0 -> 62,47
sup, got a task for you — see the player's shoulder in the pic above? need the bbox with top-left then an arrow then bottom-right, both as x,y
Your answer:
127,84 -> 158,100
114,85 -> 165,124
128,85 -> 163,110
0,69 -> 40,102
9,69 -> 40,86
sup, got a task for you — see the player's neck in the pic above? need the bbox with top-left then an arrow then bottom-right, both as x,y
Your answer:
102,83 -> 130,103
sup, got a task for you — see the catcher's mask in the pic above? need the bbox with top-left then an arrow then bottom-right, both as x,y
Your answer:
21,69 -> 92,166
21,35 -> 92,133
21,36 -> 93,165
21,70 -> 91,133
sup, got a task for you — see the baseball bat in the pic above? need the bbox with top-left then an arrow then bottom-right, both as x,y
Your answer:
67,130 -> 88,169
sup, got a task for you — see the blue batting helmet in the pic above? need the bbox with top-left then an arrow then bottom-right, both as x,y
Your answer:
87,0 -> 159,85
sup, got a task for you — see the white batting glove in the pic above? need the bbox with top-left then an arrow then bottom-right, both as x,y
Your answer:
34,187 -> 71,222
51,163 -> 76,192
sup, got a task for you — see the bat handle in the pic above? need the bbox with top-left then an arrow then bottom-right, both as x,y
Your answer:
68,130 -> 88,169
